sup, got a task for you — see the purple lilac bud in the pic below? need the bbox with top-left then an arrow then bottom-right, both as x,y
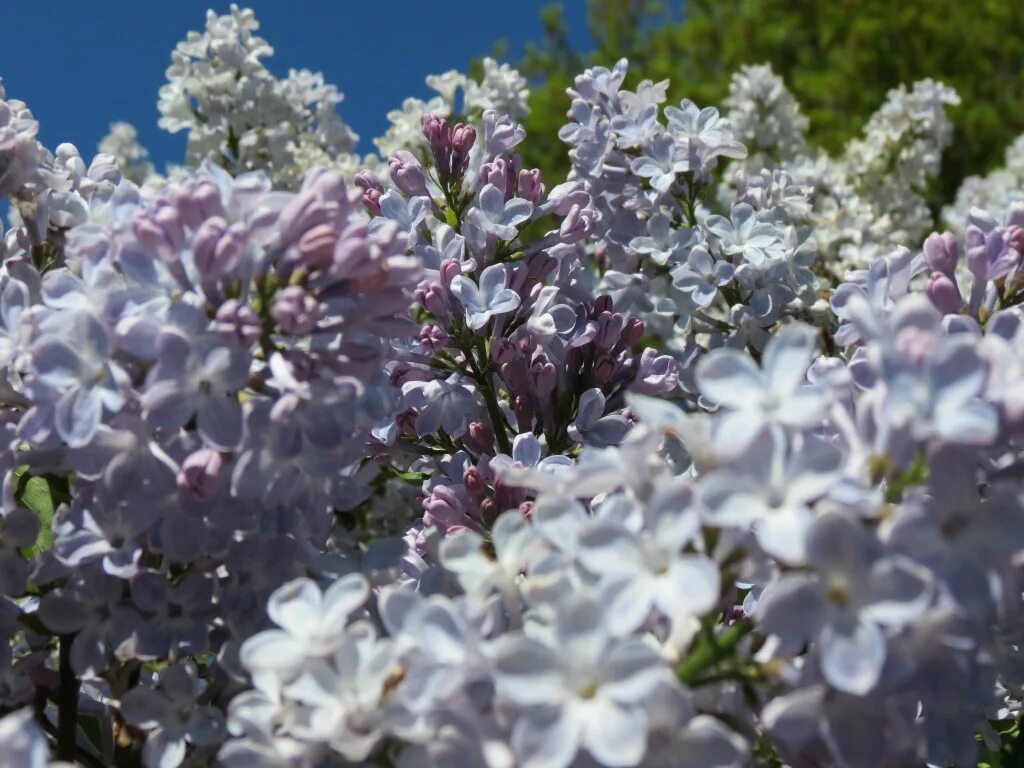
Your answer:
594,312 -> 624,349
423,486 -> 467,529
439,259 -> 462,288
272,286 -> 320,335
421,115 -> 453,176
418,324 -> 450,353
192,217 -> 247,277
518,169 -> 544,204
450,124 -> 477,177
172,179 -> 225,229
463,466 -> 488,504
362,188 -> 381,215
177,449 -> 225,501
923,231 -> 959,279
419,282 -> 449,319
354,169 -> 384,194
465,421 -> 494,454
389,151 -> 430,198
621,318 -> 645,346
593,295 -> 614,317
1008,225 -> 1024,257
134,200 -> 185,259
216,300 -> 262,347
492,337 -> 516,364
355,170 -> 384,215
297,223 -> 337,271
480,157 -> 514,199
529,357 -> 557,397
925,271 -> 963,315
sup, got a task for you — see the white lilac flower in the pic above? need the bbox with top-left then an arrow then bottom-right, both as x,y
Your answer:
240,575 -> 370,673
0,710 -> 49,768
671,244 -> 734,307
467,184 -> 533,241
449,264 -> 521,330
630,212 -> 694,266
567,388 -> 631,447
120,662 -> 227,768
700,428 -> 847,564
695,322 -> 830,448
705,202 -> 785,265
402,374 -> 479,437
758,511 -> 933,694
493,594 -> 675,768
575,479 -> 719,632
630,132 -> 689,193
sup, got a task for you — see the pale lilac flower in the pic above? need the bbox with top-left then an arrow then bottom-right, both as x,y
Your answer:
671,245 -> 734,307
449,264 -> 521,330
467,184 -> 533,240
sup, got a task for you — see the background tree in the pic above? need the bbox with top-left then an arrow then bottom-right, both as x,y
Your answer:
514,0 -> 1024,203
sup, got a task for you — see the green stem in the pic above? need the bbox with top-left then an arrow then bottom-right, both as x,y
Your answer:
464,335 -> 512,455
676,619 -> 754,685
57,634 -> 79,762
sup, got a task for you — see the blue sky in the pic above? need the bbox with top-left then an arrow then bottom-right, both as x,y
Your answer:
0,1 -> 590,168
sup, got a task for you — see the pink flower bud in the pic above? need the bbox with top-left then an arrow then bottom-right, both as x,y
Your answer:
177,449 -> 225,501
491,337 -> 517,364
439,259 -> 462,288
925,271 -> 963,315
518,169 -> 544,204
593,295 -> 614,317
450,123 -> 477,176
621,318 -> 645,346
463,466 -> 488,503
595,312 -> 623,349
466,421 -> 494,453
389,151 -> 430,198
297,223 -> 338,271
923,231 -> 959,278
362,188 -> 381,216
419,324 -> 450,353
193,217 -> 246,277
272,286 -> 319,335
514,395 -> 533,432
354,169 -> 384,193
529,357 -> 557,396
216,299 -> 262,347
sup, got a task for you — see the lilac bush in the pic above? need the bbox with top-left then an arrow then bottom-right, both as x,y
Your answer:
1,5 -> 1024,767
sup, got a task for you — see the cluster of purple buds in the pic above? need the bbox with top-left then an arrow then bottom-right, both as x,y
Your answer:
421,114 -> 477,181
923,212 -> 1024,320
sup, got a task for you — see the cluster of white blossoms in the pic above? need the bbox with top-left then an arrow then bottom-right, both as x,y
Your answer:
157,5 -> 362,189
944,133 -> 1024,232
97,122 -> 155,186
3,6 -> 1024,768
724,65 -> 960,273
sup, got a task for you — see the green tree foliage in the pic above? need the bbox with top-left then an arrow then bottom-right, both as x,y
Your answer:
515,0 -> 1024,202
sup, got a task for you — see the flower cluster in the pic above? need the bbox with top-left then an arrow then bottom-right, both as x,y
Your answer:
158,5 -> 362,188
1,7 -> 1024,768
723,64 -> 960,274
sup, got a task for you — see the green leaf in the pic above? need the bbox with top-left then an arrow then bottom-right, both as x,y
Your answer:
14,469 -> 69,557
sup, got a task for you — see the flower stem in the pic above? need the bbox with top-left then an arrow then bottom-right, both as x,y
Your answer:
57,634 -> 79,762
676,619 -> 754,685
466,336 -> 512,456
